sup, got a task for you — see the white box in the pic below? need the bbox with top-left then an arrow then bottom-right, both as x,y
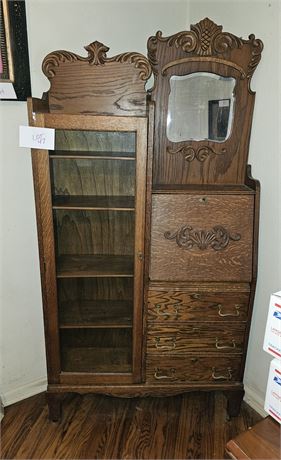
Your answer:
263,291 -> 281,359
264,358 -> 281,424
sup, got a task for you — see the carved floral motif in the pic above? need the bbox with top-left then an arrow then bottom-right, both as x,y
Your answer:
167,145 -> 226,162
147,18 -> 263,79
42,41 -> 151,81
164,225 -> 241,251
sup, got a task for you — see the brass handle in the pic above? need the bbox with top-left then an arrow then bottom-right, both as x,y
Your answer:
156,304 -> 179,318
218,304 -> 240,317
155,336 -> 176,350
154,368 -> 176,380
211,367 -> 233,381
137,251 -> 143,261
215,338 -> 236,350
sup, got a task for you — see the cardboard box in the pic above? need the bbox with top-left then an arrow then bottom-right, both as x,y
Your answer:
263,291 -> 281,359
264,358 -> 281,424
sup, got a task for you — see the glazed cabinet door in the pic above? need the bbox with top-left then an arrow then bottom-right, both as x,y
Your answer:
31,114 -> 147,385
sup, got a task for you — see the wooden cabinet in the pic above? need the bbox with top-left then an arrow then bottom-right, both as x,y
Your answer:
28,19 -> 263,421
30,114 -> 148,388
146,17 -> 263,418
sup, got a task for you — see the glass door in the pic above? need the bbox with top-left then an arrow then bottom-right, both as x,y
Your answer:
45,118 -> 147,382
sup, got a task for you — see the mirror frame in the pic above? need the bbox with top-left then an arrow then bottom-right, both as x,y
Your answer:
147,18 -> 263,185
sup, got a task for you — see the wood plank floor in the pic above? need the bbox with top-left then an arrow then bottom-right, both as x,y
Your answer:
0,391 -> 262,459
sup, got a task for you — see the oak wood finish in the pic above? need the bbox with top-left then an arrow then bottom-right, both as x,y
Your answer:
146,354 -> 242,384
225,416 -> 280,459
147,287 -> 250,322
42,41 -> 151,116
28,83 -> 148,414
150,194 -> 254,282
147,323 -> 246,354
147,18 -> 263,185
1,392 -> 263,460
28,26 -> 262,421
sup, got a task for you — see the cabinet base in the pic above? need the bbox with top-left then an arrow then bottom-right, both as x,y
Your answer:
47,383 -> 244,422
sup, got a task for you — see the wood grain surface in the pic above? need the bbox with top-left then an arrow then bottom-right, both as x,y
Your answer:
147,288 -> 249,322
150,194 -> 254,281
147,322 -> 245,354
148,18 -> 263,185
146,354 -> 242,384
0,392 -> 263,459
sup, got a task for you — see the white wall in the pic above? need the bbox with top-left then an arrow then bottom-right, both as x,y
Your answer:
0,0 -> 188,405
189,0 -> 281,414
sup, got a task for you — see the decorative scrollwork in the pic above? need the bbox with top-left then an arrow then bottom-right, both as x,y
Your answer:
42,41 -> 151,81
84,41 -> 109,65
164,225 -> 241,251
167,145 -> 226,162
148,18 -> 243,60
42,51 -> 80,78
110,52 -> 152,81
247,34 -> 263,80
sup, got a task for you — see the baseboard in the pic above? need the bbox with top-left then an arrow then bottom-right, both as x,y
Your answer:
2,378 -> 47,407
244,384 -> 268,417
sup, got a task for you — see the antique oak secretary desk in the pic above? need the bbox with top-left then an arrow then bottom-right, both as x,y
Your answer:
28,19 -> 263,421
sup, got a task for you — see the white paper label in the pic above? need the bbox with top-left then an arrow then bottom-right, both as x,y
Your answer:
219,99 -> 230,108
0,82 -> 17,99
19,126 -> 55,150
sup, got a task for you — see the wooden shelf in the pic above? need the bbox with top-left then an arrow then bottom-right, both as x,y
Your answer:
61,346 -> 132,373
57,254 -> 134,278
52,195 -> 135,211
50,150 -> 135,160
59,299 -> 133,328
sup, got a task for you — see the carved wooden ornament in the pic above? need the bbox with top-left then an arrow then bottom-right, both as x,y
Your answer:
147,18 -> 263,185
42,41 -> 151,115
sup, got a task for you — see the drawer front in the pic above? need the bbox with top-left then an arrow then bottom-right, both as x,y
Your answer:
147,323 -> 245,354
148,290 -> 249,322
150,194 -> 254,282
146,355 -> 242,384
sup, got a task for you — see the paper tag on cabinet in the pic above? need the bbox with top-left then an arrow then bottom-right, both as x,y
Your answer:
0,82 -> 17,99
19,126 -> 55,150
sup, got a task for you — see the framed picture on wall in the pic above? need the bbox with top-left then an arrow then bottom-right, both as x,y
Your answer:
0,0 -> 31,100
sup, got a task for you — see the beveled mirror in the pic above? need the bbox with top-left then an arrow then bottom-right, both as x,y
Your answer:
167,73 -> 236,143
148,18 -> 263,185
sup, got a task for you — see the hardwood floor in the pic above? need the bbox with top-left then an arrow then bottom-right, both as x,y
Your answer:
0,391 -> 262,459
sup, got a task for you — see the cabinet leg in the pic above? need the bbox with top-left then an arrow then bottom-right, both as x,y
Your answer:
225,389 -> 245,418
46,393 -> 63,422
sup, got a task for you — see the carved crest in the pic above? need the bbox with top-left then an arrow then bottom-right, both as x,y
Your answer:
148,18 -> 263,79
42,41 -> 151,81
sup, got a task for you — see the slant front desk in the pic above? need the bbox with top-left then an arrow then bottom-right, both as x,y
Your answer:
27,19 -> 263,420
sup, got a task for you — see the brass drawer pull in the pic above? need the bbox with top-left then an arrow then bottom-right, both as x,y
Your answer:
155,336 -> 176,350
215,338 -> 236,349
218,304 -> 240,317
211,367 -> 233,381
154,368 -> 176,380
156,304 -> 179,318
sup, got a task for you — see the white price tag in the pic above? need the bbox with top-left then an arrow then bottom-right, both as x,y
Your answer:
219,99 -> 230,108
19,126 -> 55,150
0,82 -> 17,99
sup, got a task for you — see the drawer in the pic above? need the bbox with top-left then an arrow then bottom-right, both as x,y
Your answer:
150,194 -> 254,282
147,289 -> 249,322
147,323 -> 245,354
146,355 -> 242,384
